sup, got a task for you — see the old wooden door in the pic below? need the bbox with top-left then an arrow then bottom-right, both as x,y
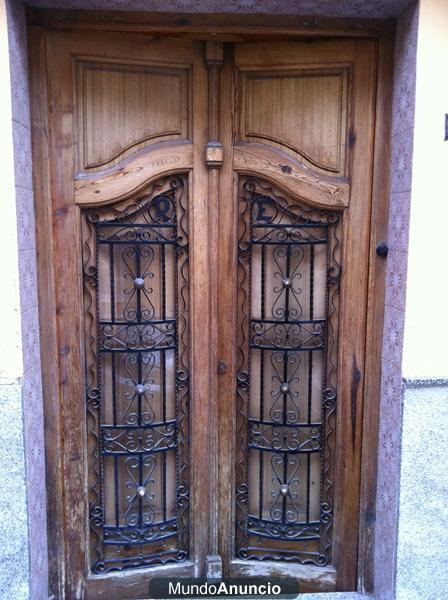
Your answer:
216,40 -> 376,593
32,24 -> 380,599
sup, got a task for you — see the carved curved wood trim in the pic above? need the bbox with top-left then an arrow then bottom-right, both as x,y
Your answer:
85,129 -> 184,170
74,141 -> 193,206
244,132 -> 340,173
234,143 -> 349,209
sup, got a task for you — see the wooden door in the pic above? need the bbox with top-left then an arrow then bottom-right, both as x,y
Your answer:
217,39 -> 377,593
31,23 -> 381,599
36,30 -> 212,598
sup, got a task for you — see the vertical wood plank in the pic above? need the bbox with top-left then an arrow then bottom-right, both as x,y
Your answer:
28,25 -> 66,599
205,40 -> 224,573
46,30 -> 88,598
357,31 -> 395,594
188,40 -> 211,576
332,39 -> 378,590
217,44 -> 238,575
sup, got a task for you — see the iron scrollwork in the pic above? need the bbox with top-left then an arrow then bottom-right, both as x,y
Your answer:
235,177 -> 341,565
82,175 -> 190,573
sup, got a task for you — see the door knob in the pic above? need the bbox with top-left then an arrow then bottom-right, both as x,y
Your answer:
376,242 -> 388,257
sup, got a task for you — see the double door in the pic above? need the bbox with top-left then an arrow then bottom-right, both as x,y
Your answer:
34,27 -> 377,598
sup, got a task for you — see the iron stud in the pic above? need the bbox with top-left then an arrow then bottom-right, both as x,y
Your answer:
134,277 -> 145,289
280,484 -> 289,496
137,486 -> 146,498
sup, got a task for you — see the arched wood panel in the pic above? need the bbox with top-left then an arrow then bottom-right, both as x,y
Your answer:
234,144 -> 349,210
75,142 -> 193,206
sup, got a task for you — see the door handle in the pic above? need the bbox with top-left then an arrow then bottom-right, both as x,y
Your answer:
376,242 -> 389,257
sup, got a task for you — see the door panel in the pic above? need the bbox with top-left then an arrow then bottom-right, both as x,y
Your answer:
239,69 -> 348,175
42,30 -> 209,598
82,175 -> 189,573
234,177 -> 341,566
76,60 -> 190,171
218,39 -> 377,592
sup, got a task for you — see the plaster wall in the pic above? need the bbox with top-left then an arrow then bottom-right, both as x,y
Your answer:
403,0 -> 448,379
395,2 -> 448,596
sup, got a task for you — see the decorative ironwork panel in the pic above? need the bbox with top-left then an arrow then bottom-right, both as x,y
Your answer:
235,177 -> 341,565
82,175 -> 189,573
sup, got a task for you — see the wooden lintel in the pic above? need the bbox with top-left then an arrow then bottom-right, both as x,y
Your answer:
27,9 -> 395,40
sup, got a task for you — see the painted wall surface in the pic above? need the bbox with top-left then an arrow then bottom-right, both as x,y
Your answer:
1,1 -> 436,599
403,0 -> 448,379
396,7 -> 448,599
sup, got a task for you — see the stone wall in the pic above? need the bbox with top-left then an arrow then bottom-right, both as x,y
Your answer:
1,0 -> 47,598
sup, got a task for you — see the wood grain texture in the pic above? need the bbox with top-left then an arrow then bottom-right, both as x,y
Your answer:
31,28 -> 209,598
74,141 -> 193,206
28,25 -> 66,599
29,15 -> 392,597
27,9 -> 395,39
222,36 -> 378,592
76,60 -> 190,170
217,45 -> 237,579
233,38 -> 356,68
231,560 -> 337,593
241,69 -> 348,174
330,39 -> 377,591
357,32 -> 395,594
234,143 -> 349,208
45,30 -> 88,597
205,40 -> 224,567
186,40 -> 211,578
85,561 -> 195,599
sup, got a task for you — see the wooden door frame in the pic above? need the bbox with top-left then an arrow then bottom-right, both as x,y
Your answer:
27,9 -> 394,597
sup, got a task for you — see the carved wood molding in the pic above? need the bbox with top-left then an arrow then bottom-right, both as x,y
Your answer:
74,141 -> 193,206
205,41 -> 224,169
234,143 -> 349,209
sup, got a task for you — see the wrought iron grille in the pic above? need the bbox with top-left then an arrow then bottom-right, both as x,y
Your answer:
82,175 -> 189,573
235,177 -> 341,565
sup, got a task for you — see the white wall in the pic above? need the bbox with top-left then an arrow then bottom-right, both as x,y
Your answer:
0,0 -> 22,383
403,0 -> 448,379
